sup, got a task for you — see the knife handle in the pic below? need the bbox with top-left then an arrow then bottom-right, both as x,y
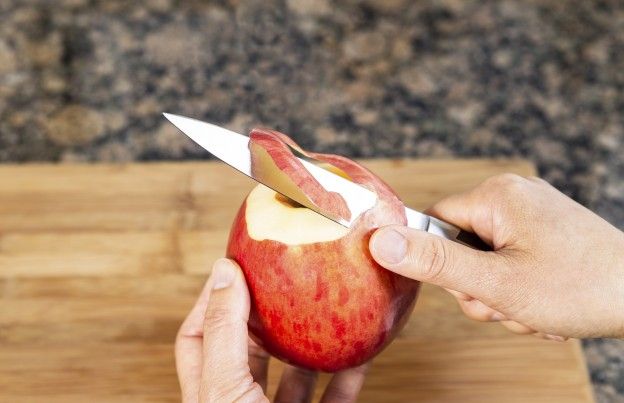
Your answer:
426,216 -> 492,251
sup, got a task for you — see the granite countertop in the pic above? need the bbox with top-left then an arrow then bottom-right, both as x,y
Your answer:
0,0 -> 623,401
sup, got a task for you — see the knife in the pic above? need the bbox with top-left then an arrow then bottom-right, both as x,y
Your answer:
164,113 -> 490,251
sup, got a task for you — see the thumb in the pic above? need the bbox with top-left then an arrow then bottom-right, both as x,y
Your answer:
369,225 -> 506,297
199,259 -> 258,402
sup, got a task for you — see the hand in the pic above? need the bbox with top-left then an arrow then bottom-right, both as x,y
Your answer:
175,258 -> 368,403
369,174 -> 624,339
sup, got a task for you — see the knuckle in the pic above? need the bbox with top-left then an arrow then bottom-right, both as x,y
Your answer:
174,328 -> 186,347
247,342 -> 270,360
350,363 -> 370,375
175,320 -> 202,346
237,380 -> 267,402
459,299 -> 492,322
203,306 -> 236,329
497,173 -> 525,184
501,320 -> 535,335
290,366 -> 318,381
322,384 -> 358,403
204,374 -> 261,403
486,174 -> 533,223
414,236 -> 450,281
496,173 -> 526,194
527,175 -> 547,185
485,173 -> 526,195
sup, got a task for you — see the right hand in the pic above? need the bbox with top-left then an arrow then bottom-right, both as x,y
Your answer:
369,174 -> 624,339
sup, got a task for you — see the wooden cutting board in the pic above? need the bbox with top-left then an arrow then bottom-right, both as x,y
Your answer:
0,160 -> 594,403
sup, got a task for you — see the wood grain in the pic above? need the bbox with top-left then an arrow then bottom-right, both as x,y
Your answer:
0,160 -> 594,402
0,338 -> 589,403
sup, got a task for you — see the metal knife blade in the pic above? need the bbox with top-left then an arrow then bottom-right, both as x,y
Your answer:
163,113 -> 490,250
163,113 -> 379,228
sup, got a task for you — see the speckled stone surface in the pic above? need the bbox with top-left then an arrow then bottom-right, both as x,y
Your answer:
1,0 -> 623,400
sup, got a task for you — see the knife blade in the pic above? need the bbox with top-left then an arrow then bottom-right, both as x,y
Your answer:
163,113 -> 377,228
164,113 -> 490,250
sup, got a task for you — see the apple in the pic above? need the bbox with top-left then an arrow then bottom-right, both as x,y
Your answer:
226,128 -> 421,372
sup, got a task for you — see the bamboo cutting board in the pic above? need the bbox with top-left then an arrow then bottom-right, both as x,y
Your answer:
0,160 -> 594,403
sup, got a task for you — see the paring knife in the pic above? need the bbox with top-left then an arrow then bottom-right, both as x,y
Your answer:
164,113 -> 490,251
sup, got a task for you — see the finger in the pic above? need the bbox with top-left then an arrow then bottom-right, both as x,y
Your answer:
248,337 -> 270,391
457,298 -> 507,322
425,189 -> 474,229
426,191 -> 492,240
175,272 -> 215,403
369,225 -> 509,299
534,333 -> 568,342
444,287 -> 473,301
320,363 -> 369,403
501,320 -> 536,335
199,259 -> 263,402
425,175 -> 508,238
274,365 -> 318,403
427,173 -> 532,248
534,332 -> 563,341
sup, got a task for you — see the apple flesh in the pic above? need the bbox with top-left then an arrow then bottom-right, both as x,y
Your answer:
227,128 -> 420,372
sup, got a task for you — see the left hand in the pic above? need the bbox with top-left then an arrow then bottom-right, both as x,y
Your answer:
175,258 -> 368,403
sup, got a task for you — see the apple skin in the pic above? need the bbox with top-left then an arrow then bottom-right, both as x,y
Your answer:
249,128 -> 352,222
226,129 -> 421,372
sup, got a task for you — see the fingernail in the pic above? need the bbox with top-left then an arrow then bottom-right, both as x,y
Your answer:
491,312 -> 506,321
211,259 -> 236,290
372,228 -> 407,265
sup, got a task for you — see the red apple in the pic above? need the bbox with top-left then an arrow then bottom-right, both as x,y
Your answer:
226,128 -> 420,372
